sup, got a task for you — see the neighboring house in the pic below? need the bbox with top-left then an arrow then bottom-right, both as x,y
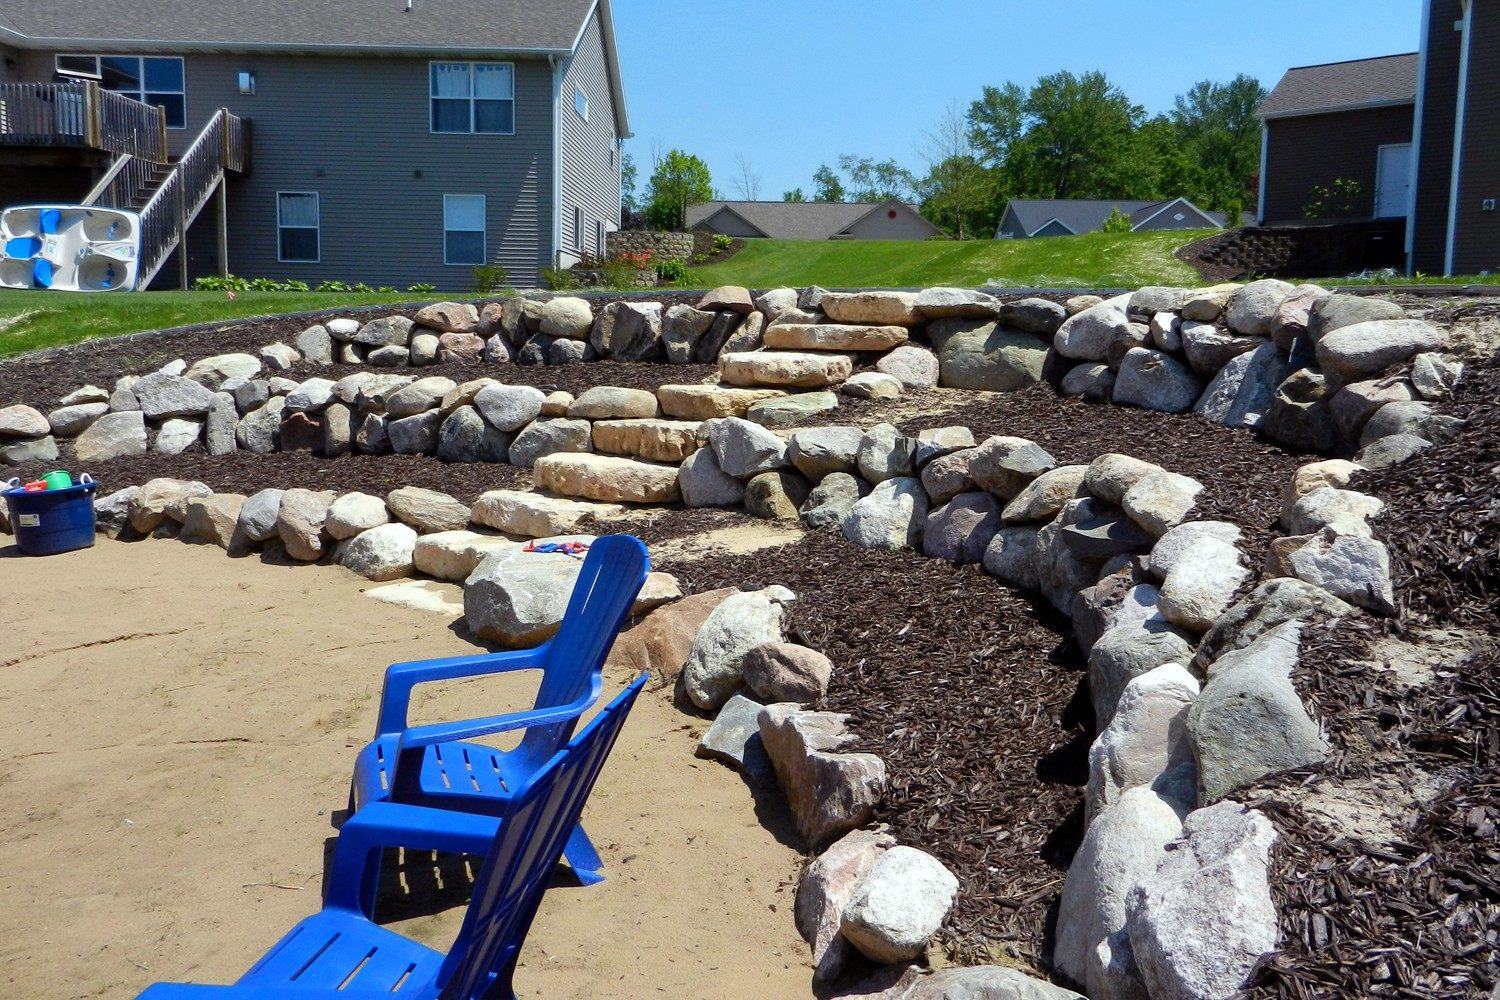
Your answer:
0,0 -> 629,290
1260,0 -> 1500,276
1256,54 -> 1419,226
685,198 -> 941,241
994,198 -> 1226,239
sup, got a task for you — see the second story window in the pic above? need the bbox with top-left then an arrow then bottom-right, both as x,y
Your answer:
57,54 -> 187,128
574,86 -> 588,121
430,62 -> 514,135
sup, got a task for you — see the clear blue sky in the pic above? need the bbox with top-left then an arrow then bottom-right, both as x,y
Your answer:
613,0 -> 1421,200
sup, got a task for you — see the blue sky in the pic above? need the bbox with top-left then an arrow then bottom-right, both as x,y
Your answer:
612,0 -> 1421,200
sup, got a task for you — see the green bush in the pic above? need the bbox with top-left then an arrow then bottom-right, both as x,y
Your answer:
406,282 -> 437,294
655,258 -> 688,283
248,277 -> 281,291
473,263 -> 509,294
376,285 -> 396,293
351,282 -> 374,293
711,233 -> 733,253
316,279 -> 351,292
282,279 -> 311,292
1101,207 -> 1133,234
1304,178 -> 1363,221
539,266 -> 581,290
192,274 -> 250,291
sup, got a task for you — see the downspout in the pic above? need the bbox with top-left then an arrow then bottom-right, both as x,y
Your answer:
549,53 -> 563,271
1256,123 -> 1269,224
1444,0 -> 1473,276
1408,0 -> 1434,273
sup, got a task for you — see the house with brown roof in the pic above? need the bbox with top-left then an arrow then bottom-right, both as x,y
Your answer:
685,198 -> 940,241
1259,0 -> 1500,275
0,0 -> 630,289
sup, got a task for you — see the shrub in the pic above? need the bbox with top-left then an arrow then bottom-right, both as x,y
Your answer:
282,279 -> 311,292
192,274 -> 250,291
472,263 -> 509,294
1101,207 -> 1133,233
539,266 -> 581,290
247,277 -> 280,291
655,258 -> 688,283
316,279 -> 351,292
711,233 -> 732,253
1304,178 -> 1363,220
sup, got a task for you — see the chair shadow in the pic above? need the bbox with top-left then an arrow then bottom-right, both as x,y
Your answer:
0,543 -> 23,559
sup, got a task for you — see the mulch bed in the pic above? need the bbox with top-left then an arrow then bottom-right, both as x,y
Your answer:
1239,354 -> 1500,1000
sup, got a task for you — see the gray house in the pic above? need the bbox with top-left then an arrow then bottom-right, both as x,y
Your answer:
686,198 -> 942,241
0,0 -> 629,290
995,198 -> 1225,239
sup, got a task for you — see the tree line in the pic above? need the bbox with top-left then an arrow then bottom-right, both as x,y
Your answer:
626,69 -> 1267,238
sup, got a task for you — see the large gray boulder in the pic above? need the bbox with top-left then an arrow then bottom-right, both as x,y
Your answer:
45,402 -> 107,437
1157,537 -> 1250,632
1121,471 -> 1203,538
839,846 -> 958,964
997,296 -> 1069,335
73,410 -> 148,462
662,304 -> 717,363
1359,399 -> 1465,448
758,704 -> 885,847
276,488 -> 336,561
842,477 -> 929,550
132,372 -> 216,419
875,345 -> 940,389
1053,293 -> 1131,361
436,406 -> 511,463
351,315 -> 415,347
1188,622 -> 1329,801
922,491 -> 1002,564
678,448 -> 747,508
1125,803 -> 1280,1000
969,436 -> 1055,500
913,286 -> 1000,319
796,827 -> 897,984
1113,349 -> 1203,414
1224,278 -> 1294,336
507,418 -> 592,468
1282,526 -> 1396,614
1307,293 -> 1405,342
387,409 -> 443,454
1084,454 -> 1163,506
336,522 -> 419,581
1180,322 -> 1264,377
1284,486 -> 1384,538
706,416 -> 788,478
539,296 -> 593,339
801,472 -> 868,529
474,384 -> 546,432
464,540 -> 598,646
856,423 -> 918,484
1262,368 -> 1341,454
384,377 -> 455,419
183,352 -> 261,389
1192,342 -> 1291,429
683,586 -> 796,710
928,318 -> 1048,391
325,491 -> 391,540
1001,465 -> 1090,524
591,300 -> 664,360
787,426 -> 864,482
1086,663 -> 1200,823
919,448 -> 978,506
1193,577 -> 1353,672
983,524 -> 1044,592
237,488 -> 285,542
1089,623 -> 1195,730
1316,318 -> 1444,385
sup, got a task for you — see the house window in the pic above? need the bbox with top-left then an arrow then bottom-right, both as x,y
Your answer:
573,206 -> 582,250
444,194 -> 486,265
597,220 -> 607,255
58,54 -> 187,128
277,192 -> 320,263
574,86 -> 589,121
430,62 -> 514,134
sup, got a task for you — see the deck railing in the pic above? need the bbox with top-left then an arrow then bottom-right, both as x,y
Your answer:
0,81 -> 168,162
134,108 -> 248,287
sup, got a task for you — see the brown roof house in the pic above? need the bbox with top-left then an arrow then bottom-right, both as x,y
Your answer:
1260,0 -> 1500,275
0,0 -> 630,289
685,198 -> 940,241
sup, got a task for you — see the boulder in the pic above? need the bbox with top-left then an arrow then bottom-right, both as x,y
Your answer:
758,703 -> 885,846
1084,454 -> 1164,506
1285,486 -> 1384,538
533,453 -> 682,503
1328,379 -> 1418,443
1149,311 -> 1183,352
591,300 -> 664,360
1128,286 -> 1190,318
465,540 -> 591,646
1410,352 -> 1463,399
840,846 -> 958,965
132,372 -> 217,419
386,486 -> 471,533
875,344 -> 940,388
1147,520 -> 1242,579
1307,293 -> 1406,342
747,391 -> 839,426
337,522 -> 419,581
842,477 -> 929,550
1125,803 -> 1280,1000
324,317 -> 361,340
127,478 -> 213,533
678,448 -> 747,508
385,377 -> 457,419
745,470 -> 812,521
237,489 -> 285,542
1089,624 -> 1196,730
294,324 -> 334,364
1001,465 -> 1089,524
1280,459 -> 1364,522
969,436 -> 1056,500
1105,321 -> 1153,369
179,494 -> 247,550
694,311 -> 743,362
325,492 -> 391,540
276,488 -> 337,561
657,384 -> 786,420
1355,432 -> 1432,469
1359,399 -> 1465,447
207,393 -> 239,456
1224,278 -> 1294,336
800,472 -> 868,529
1060,363 -> 1116,400
184,352 -> 261,389
351,315 -> 415,347
662,304 -> 717,363
1194,578 -> 1353,672
608,587 -> 737,686
539,296 -> 593,339
45,402 -> 108,437
695,693 -> 775,785
567,386 -> 659,420
1086,663 -> 1200,823
1054,786 -> 1187,999
59,385 -> 110,407
1269,284 -> 1330,351
411,530 -> 518,582
471,490 -> 623,537
93,486 -> 138,536
996,297 -> 1068,335
707,416 -> 789,477
276,411 -> 321,453
856,423 -> 918,484
435,406 -> 511,463
540,390 -> 573,417
787,426 -> 865,482
923,491 -> 1003,564
436,332 -> 486,362
1066,294 -> 1105,315
683,586 -> 796,709
259,342 -> 300,371
796,827 -> 897,984
1263,368 -> 1341,454
1121,471 -> 1203,537
413,301 -> 479,334
919,448 -> 978,506
0,435 -> 58,465
386,409 -> 443,454
698,285 -> 754,315
333,372 -> 412,407
1157,538 -> 1251,632
874,967 -> 1085,1000
592,418 -> 704,462
1053,294 -> 1132,361
1188,622 -> 1328,800
1282,526 -> 1396,614
1192,342 -> 1291,429
1061,508 -> 1154,561
743,642 -> 833,704
354,413 -> 391,454
0,404 -> 49,438
820,290 -> 919,326
982,524 -> 1044,592
912,425 -> 976,467
722,311 -> 766,354
929,318 -> 1049,392
840,372 -> 903,400
1179,321 -> 1264,377
719,351 -> 854,389
913,286 -> 1000,319
549,334 -> 595,364
507,417 -> 593,468
1316,318 -> 1444,384
73,410 -> 148,462
1180,283 -> 1241,322
764,323 -> 909,351
152,417 -> 203,455
754,287 -> 799,322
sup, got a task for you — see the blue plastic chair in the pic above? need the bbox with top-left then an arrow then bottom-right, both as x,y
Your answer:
349,534 -> 650,888
137,675 -> 646,999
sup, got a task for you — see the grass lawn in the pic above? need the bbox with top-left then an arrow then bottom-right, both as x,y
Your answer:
684,230 -> 1216,290
0,289 -> 417,358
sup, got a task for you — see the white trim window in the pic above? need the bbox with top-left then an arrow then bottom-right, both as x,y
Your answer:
597,219 -> 607,256
444,194 -> 486,265
574,86 -> 589,121
430,62 -> 515,135
59,54 -> 187,128
276,191 -> 320,263
572,206 -> 583,251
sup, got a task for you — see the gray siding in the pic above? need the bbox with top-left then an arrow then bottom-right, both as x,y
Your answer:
0,45 -> 20,81
1261,105 -> 1414,224
558,9 -> 621,264
697,207 -> 764,238
844,204 -> 939,240
1133,199 -> 1219,231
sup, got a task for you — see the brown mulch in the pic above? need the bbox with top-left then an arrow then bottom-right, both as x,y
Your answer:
1239,353 -> 1500,1000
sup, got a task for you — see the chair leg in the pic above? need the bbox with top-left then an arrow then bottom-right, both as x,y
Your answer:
563,823 -> 605,886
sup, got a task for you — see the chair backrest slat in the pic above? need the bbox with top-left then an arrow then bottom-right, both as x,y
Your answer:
435,674 -> 646,1000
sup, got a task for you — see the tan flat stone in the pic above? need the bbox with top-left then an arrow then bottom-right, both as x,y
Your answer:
762,323 -> 909,352
470,489 -> 627,538
719,352 -> 854,389
592,419 -> 706,462
656,384 -> 786,420
532,454 -> 683,504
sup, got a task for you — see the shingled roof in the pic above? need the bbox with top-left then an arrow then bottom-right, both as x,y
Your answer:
0,0 -> 596,53
685,199 -> 934,240
999,198 -> 1227,237
1259,53 -> 1419,118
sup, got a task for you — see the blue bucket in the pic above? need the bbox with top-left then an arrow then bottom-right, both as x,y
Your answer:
3,474 -> 98,556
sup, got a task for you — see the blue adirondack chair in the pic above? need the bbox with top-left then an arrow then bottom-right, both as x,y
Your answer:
137,674 -> 646,999
348,534 -> 650,889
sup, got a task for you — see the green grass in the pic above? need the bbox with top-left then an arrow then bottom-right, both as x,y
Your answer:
684,230 -> 1216,290
0,289 -> 418,358
1325,273 -> 1500,287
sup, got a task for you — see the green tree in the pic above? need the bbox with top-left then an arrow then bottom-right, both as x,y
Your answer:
1169,74 -> 1266,211
620,151 -> 639,213
783,187 -> 807,202
1016,70 -> 1144,199
644,149 -> 713,230
1100,206 -> 1133,233
837,154 -> 918,203
812,164 -> 845,202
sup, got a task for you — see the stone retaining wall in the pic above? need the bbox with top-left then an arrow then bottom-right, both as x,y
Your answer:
604,229 -> 695,263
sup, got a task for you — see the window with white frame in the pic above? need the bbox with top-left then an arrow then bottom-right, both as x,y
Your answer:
597,220 -> 606,256
58,54 -> 187,128
430,62 -> 515,134
444,194 -> 486,265
573,206 -> 582,250
277,192 -> 319,263
574,86 -> 588,121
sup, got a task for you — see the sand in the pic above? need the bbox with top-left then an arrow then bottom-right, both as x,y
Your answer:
0,537 -> 812,999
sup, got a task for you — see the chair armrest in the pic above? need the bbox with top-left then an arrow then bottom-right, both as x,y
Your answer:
324,802 -> 500,915
139,986 -> 424,999
396,689 -> 596,750
375,646 -> 546,734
